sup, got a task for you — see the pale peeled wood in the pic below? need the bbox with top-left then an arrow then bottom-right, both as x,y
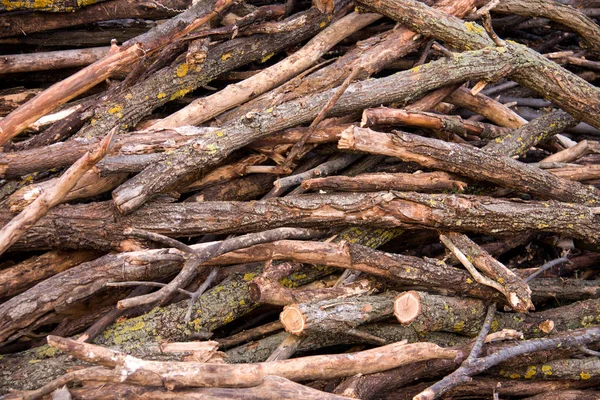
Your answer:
280,305 -> 307,335
394,291 -> 422,325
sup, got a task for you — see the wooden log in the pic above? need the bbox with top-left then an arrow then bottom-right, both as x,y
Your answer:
46,335 -> 459,389
1,192 -> 599,251
361,107 -> 511,139
338,126 -> 600,204
280,292 -> 396,336
0,47 -> 109,75
0,250 -> 99,300
249,277 -> 376,306
394,291 -> 422,325
301,171 -> 468,193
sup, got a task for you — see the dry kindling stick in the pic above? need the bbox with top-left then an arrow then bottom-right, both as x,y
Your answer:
0,128 -> 115,257
46,335 -> 458,389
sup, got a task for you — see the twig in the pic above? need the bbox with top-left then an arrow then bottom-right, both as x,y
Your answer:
525,255 -> 570,283
282,67 -> 363,169
184,267 -> 220,321
117,228 -> 324,310
123,228 -> 195,253
414,303 -> 497,400
0,128 -> 115,257
481,11 -> 506,47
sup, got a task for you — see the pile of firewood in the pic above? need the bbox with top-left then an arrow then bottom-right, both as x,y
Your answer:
3,0 -> 600,398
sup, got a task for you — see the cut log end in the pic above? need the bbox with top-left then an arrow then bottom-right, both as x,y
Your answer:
280,305 -> 307,335
394,291 -> 422,325
337,126 -> 356,150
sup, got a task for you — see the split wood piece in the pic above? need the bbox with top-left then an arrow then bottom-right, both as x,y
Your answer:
442,232 -> 533,312
116,228 -> 323,310
358,0 -> 600,132
6,171 -> 128,212
0,0 -> 228,145
301,171 -> 468,193
0,47 -> 109,75
185,174 -> 276,202
492,0 -> 600,54
3,192 -> 600,252
445,86 -> 527,129
152,12 -> 382,129
250,276 -> 376,306
47,335 -> 458,389
273,153 -> 363,191
361,108 -> 511,139
112,45 -> 527,214
0,0 -> 109,12
266,333 -> 304,361
218,0 -> 476,125
484,110 -> 579,157
0,129 -> 114,257
68,6 -> 338,147
280,292 -> 396,336
338,126 -> 600,204
0,250 -> 99,301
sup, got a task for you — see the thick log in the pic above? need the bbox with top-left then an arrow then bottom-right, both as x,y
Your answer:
280,292 -> 396,336
1,192 -> 598,251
